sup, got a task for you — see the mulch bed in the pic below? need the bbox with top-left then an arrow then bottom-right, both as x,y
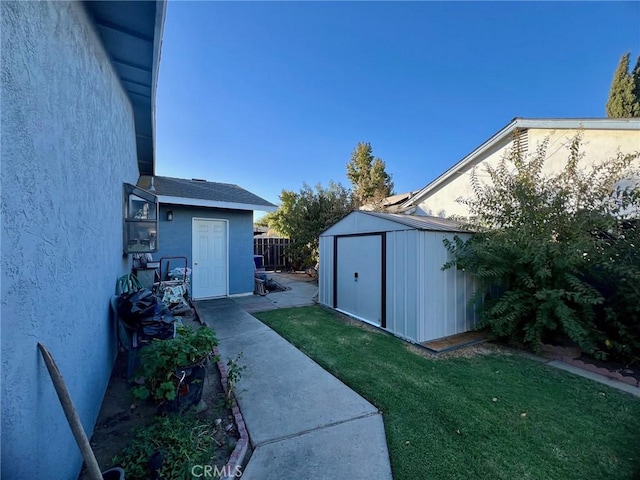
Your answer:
78,315 -> 240,479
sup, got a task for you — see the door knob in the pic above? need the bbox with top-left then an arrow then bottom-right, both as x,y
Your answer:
194,262 -> 199,266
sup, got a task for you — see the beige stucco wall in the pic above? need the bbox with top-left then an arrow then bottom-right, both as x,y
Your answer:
416,128 -> 640,218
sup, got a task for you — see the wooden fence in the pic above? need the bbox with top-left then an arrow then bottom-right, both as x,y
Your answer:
254,237 -> 292,270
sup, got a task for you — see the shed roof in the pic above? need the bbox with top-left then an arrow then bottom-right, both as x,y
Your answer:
362,212 -> 468,232
401,117 -> 640,210
321,211 -> 468,236
137,175 -> 277,212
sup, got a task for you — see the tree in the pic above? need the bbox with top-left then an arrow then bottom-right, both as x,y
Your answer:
346,142 -> 394,208
632,55 -> 640,108
267,182 -> 353,268
605,52 -> 640,118
444,132 -> 640,361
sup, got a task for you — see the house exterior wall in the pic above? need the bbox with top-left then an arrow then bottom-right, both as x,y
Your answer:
416,128 -> 640,218
1,2 -> 139,478
157,205 -> 255,296
319,213 -> 477,344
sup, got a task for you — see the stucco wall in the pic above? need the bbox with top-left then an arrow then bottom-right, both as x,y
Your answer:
1,2 -> 138,478
417,128 -> 640,218
156,205 -> 255,295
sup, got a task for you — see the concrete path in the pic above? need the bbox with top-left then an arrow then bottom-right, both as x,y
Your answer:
518,351 -> 640,398
229,272 -> 318,313
196,298 -> 393,480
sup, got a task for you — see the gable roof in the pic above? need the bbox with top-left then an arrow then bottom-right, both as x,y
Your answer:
84,1 -> 166,176
322,211 -> 468,236
401,117 -> 640,210
137,175 -> 277,212
362,211 -> 468,232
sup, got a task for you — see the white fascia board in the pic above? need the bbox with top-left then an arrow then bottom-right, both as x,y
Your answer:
150,1 -> 167,176
401,117 -> 640,209
158,195 -> 277,212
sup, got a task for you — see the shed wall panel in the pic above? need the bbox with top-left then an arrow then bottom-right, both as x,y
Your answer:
318,236 -> 334,307
385,230 -> 419,341
419,231 -> 476,342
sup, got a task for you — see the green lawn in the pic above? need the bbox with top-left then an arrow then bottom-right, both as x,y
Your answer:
255,306 -> 640,480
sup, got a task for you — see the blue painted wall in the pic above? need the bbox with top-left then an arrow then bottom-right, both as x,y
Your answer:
156,205 -> 255,296
1,2 -> 139,477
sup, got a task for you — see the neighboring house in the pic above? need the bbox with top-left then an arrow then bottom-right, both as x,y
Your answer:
2,1 -> 165,478
137,175 -> 276,298
359,190 -> 418,213
319,211 -> 477,344
399,118 -> 640,218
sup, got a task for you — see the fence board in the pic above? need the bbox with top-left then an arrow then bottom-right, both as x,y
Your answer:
254,237 -> 292,270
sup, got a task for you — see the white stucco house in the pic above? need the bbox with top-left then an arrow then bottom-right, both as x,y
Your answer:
2,2 -> 165,477
399,118 -> 640,218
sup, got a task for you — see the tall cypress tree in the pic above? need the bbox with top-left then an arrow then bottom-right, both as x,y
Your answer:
632,55 -> 640,115
605,53 -> 639,118
346,142 -> 394,208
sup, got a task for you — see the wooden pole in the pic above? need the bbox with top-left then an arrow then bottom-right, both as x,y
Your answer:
37,343 -> 103,480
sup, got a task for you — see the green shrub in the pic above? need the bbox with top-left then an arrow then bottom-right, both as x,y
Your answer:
444,132 -> 640,361
113,412 -> 216,480
132,325 -> 218,403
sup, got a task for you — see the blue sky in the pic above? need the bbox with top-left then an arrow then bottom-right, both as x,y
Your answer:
155,1 -> 640,211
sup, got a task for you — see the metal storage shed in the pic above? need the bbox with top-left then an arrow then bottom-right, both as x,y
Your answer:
319,211 -> 478,344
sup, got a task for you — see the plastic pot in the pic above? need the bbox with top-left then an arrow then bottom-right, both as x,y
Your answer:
102,467 -> 125,480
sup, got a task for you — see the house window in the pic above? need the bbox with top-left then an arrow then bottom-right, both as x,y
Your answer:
123,183 -> 158,254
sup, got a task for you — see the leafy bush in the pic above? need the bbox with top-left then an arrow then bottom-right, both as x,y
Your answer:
444,132 -> 640,361
133,325 -> 218,403
263,182 -> 353,268
113,412 -> 216,480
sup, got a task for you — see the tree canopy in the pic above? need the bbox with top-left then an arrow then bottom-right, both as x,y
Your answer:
605,52 -> 640,118
346,142 -> 394,208
266,182 -> 353,268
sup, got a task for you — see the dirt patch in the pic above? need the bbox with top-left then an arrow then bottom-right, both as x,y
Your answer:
78,315 -> 239,478
404,341 -> 507,360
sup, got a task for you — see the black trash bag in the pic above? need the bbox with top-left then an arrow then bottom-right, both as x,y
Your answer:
162,364 -> 207,413
117,288 -> 158,324
118,289 -> 176,344
137,311 -> 176,344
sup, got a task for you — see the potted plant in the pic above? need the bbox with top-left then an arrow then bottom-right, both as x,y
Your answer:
132,325 -> 218,412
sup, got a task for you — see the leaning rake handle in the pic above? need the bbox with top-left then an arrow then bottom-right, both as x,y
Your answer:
37,343 -> 103,480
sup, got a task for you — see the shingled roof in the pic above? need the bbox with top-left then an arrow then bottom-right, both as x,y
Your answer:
137,175 -> 276,211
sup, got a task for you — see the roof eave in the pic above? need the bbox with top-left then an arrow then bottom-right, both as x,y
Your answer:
401,117 -> 640,209
158,195 -> 277,212
148,0 -> 167,176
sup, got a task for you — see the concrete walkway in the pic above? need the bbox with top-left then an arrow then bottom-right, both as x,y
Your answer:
229,272 -> 319,313
196,298 -> 393,480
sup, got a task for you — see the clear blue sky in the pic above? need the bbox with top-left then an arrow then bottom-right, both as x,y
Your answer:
155,1 -> 640,211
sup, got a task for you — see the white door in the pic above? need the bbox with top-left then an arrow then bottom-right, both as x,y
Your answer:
336,235 -> 382,326
192,219 -> 227,299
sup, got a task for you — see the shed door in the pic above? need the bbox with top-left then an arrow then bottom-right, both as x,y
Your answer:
336,235 -> 382,326
192,219 -> 227,299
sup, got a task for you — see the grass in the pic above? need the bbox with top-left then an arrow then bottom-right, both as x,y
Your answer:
255,306 -> 640,480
